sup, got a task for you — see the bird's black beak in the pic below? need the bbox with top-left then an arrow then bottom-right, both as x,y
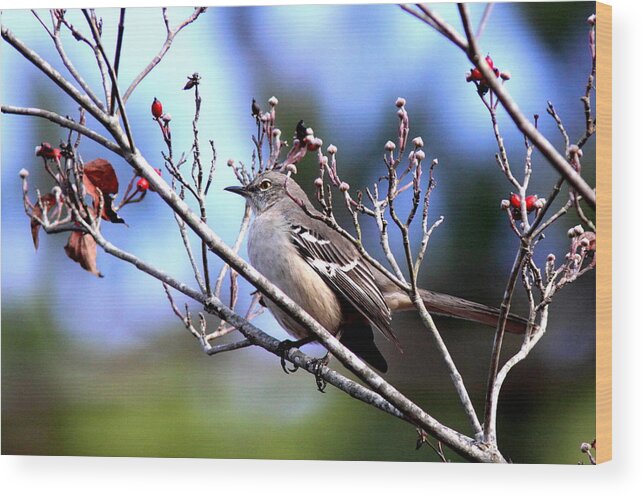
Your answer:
224,185 -> 249,197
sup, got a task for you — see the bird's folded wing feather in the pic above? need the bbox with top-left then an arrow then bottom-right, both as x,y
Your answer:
290,224 -> 401,349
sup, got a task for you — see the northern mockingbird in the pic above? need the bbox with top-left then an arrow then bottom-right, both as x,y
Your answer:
226,170 -> 528,372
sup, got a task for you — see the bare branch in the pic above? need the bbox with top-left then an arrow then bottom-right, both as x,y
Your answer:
476,4 -> 494,39
2,25 -> 106,123
82,9 -> 134,151
122,8 -> 207,103
1,105 -> 121,155
110,8 -> 126,114
31,10 -> 107,112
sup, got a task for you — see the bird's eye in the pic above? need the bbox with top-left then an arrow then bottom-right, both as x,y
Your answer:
259,179 -> 272,191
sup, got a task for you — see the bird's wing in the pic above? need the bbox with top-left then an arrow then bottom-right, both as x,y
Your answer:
289,224 -> 401,349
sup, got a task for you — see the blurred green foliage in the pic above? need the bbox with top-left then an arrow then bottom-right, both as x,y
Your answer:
2,305 -> 595,463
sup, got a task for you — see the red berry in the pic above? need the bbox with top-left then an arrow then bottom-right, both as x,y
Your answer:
509,193 -> 521,209
137,177 -> 150,191
470,68 -> 483,81
525,195 -> 538,212
151,97 -> 163,119
485,55 -> 495,69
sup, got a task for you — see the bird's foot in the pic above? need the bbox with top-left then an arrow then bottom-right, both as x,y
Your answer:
309,353 -> 330,393
276,337 -> 315,374
277,340 -> 299,374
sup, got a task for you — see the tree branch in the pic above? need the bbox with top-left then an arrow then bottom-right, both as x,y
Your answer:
1,105 -> 121,155
1,25 -> 106,124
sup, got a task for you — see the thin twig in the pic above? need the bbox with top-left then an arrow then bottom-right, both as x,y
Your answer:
476,4 -> 494,39
110,8 -> 126,114
122,8 -> 207,103
82,9 -> 135,151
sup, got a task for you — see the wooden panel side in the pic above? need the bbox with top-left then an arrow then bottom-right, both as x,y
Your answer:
596,1 -> 612,464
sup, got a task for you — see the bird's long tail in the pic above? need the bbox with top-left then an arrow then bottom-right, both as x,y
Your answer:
390,288 -> 531,335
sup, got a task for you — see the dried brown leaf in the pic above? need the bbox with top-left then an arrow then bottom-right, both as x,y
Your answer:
64,231 -> 103,277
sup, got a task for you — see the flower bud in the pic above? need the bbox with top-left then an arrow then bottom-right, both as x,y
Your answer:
534,198 -> 546,209
587,14 -> 596,25
500,199 -> 510,209
306,127 -> 314,137
306,137 -> 323,152
567,227 -> 576,238
320,156 -> 329,166
547,253 -> 556,262
284,163 -> 297,174
268,96 -> 279,107
567,144 -> 583,158
500,71 -> 511,81
162,113 -> 172,123
227,159 -> 235,167
326,144 -> 337,154
395,97 -> 406,108
415,150 -> 426,162
573,224 -> 585,236
385,140 -> 396,151
19,168 -> 29,179
412,137 -> 424,148
339,182 -> 350,193
314,178 -> 323,188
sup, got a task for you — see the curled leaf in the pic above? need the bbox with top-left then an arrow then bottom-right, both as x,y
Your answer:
83,158 -> 125,223
64,231 -> 103,277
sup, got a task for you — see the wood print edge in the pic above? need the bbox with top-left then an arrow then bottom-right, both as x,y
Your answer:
595,0 -> 612,464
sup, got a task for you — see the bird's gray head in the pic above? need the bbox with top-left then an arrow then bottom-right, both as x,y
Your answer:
224,170 -> 307,214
